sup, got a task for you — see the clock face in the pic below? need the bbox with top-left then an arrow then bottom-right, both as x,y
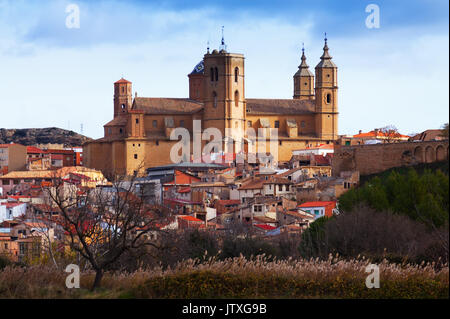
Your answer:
194,61 -> 204,73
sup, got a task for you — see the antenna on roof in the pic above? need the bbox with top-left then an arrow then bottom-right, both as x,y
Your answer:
80,123 -> 84,134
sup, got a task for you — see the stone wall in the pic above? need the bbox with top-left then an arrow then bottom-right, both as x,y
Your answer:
332,140 -> 449,176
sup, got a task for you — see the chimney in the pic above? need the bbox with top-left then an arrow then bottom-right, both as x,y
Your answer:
359,130 -> 362,134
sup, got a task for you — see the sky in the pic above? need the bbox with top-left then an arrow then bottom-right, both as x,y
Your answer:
0,0 -> 448,139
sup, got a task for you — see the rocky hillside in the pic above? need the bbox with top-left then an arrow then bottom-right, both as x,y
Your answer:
0,128 -> 92,147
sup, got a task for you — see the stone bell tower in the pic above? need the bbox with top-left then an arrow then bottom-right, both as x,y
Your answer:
314,35 -> 338,141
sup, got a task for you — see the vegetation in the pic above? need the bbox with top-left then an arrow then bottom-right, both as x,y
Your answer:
339,167 -> 449,228
0,255 -> 447,299
298,164 -> 449,264
441,123 -> 449,138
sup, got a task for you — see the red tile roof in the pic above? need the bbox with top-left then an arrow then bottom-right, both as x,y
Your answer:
0,143 -> 20,148
298,201 -> 336,208
27,146 -> 45,153
314,155 -> 331,166
306,144 -> 334,150
114,78 -> 131,84
217,200 -> 240,205
353,130 -> 409,139
178,215 -> 203,222
254,224 -> 277,231
1,202 -> 25,209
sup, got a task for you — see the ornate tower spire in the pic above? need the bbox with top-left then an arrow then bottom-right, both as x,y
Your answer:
317,32 -> 335,66
314,32 -> 338,141
219,26 -> 227,52
293,43 -> 314,100
299,42 -> 311,71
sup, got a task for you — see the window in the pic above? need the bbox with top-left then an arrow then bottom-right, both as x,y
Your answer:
247,121 -> 252,127
213,91 -> 218,108
119,128 -> 123,134
180,120 -> 185,127
301,121 -> 306,128
13,179 -> 19,185
274,121 -> 279,128
210,68 -> 214,81
234,67 -> 239,82
156,140 -> 159,146
314,210 -> 320,215
278,185 -> 282,191
214,67 -> 218,81
135,118 -> 139,124
153,120 -> 157,128
234,90 -> 239,107
121,104 -> 126,109
134,154 -> 138,159
121,87 -> 125,93
326,93 -> 331,104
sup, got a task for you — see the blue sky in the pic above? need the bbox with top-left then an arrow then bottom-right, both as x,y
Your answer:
0,0 -> 448,139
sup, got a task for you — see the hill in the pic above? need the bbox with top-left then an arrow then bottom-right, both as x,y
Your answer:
0,128 -> 92,147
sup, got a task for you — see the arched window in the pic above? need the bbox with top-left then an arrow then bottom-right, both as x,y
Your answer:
234,67 -> 239,82
210,68 -> 214,82
234,90 -> 239,107
326,93 -> 331,104
214,67 -> 218,81
213,91 -> 217,108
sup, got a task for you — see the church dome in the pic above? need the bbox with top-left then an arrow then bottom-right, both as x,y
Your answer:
190,60 -> 204,75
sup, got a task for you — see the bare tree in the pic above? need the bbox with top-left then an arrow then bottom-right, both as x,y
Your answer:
43,169 -> 172,290
441,123 -> 449,139
378,125 -> 402,143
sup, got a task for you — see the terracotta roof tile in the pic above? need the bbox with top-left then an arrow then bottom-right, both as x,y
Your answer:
114,78 -> 131,84
246,99 -> 315,115
104,116 -> 128,127
133,97 -> 204,115
298,201 -> 336,208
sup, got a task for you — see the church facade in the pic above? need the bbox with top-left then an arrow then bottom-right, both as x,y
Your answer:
83,38 -> 338,176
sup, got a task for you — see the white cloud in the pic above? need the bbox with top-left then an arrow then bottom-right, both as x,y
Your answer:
0,1 -> 448,140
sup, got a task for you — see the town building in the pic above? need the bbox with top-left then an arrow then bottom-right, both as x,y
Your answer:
0,144 -> 27,175
84,37 -> 339,176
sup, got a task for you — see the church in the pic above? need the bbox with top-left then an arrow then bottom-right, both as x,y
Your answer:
83,36 -> 338,176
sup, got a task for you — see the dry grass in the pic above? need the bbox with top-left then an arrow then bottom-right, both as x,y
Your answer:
0,254 -> 448,299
